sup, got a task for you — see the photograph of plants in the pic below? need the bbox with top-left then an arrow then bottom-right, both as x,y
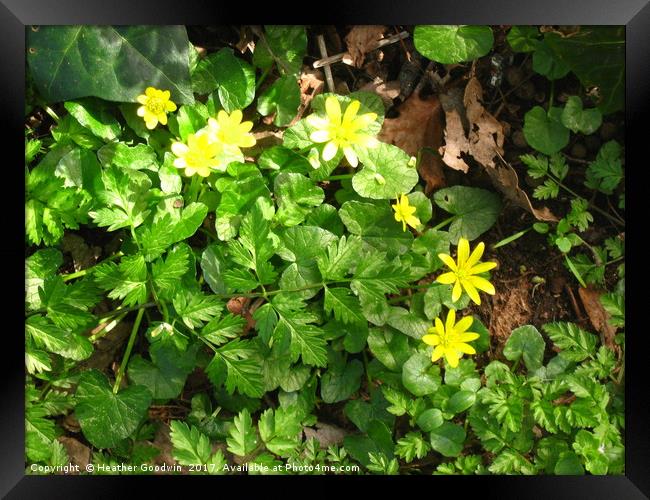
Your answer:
25,24 -> 625,475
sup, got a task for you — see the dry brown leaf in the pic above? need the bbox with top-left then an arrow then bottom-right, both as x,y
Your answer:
440,77 -> 504,172
359,80 -> 400,108
303,423 -> 348,447
58,437 -> 91,470
578,286 -> 618,351
344,26 -> 386,67
485,163 -> 558,222
378,93 -> 446,193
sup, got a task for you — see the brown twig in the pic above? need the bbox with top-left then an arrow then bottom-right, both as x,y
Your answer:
313,31 -> 410,68
316,34 -> 335,93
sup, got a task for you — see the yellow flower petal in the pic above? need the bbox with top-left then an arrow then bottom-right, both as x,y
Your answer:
325,96 -> 341,125
458,332 -> 480,342
434,317 -> 445,337
343,147 -> 358,167
431,345 -> 445,362
455,343 -> 476,355
136,106 -> 146,117
446,309 -> 456,332
436,272 -> 457,285
438,253 -> 458,272
239,121 -> 254,133
343,99 -> 361,123
466,241 -> 485,268
445,350 -> 460,368
457,238 -> 470,267
171,142 -> 190,156
145,87 -> 156,97
161,90 -> 171,100
322,141 -> 338,161
157,113 -> 168,125
461,278 -> 481,305
136,95 -> 148,105
468,261 -> 498,274
422,334 -> 440,346
454,315 -> 474,333
406,214 -> 421,230
452,280 -> 463,302
166,100 -> 177,112
466,275 -> 496,295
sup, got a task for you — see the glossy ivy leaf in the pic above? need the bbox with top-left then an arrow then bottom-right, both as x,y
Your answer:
542,322 -> 598,362
561,96 -> 603,135
433,186 -> 501,244
503,325 -> 546,372
523,106 -> 570,155
544,27 -> 624,115
429,422 -> 466,457
402,353 -> 442,396
352,143 -> 418,199
226,408 -> 259,457
414,25 -> 494,64
274,173 -> 325,227
253,26 -> 307,76
128,343 -> 198,400
191,48 -> 255,112
507,26 -> 540,52
75,369 -> 152,449
28,26 -> 194,104
257,75 -> 301,127
532,41 -> 570,80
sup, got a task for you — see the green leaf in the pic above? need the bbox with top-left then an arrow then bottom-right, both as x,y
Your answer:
433,186 -> 501,244
26,316 -> 93,361
507,26 -> 540,52
416,408 -> 444,432
226,409 -> 259,457
323,286 -> 366,327
532,41 -> 570,80
258,145 -> 312,172
273,301 -> 328,367
207,340 -> 265,398
173,291 -> 222,330
152,244 -> 191,301
542,322 -> 598,362
320,354 -> 363,404
25,249 -> 63,310
447,390 -> 477,414
503,325 -> 546,372
429,422 -> 466,457
387,307 -> 431,339
27,26 -> 193,104
257,75 -> 300,127
367,327 -> 411,372
64,99 -> 121,141
585,140 -> 623,195
253,26 -> 307,75
544,27 -> 624,114
94,254 -> 148,307
278,225 -> 337,264
561,96 -> 602,134
554,451 -> 586,475
523,106 -> 570,155
402,353 -> 441,396
75,370 -> 152,449
395,432 -> 431,463
414,25 -> 494,64
97,142 -> 157,171
128,343 -> 198,400
170,420 -> 213,466
274,173 -> 325,227
353,143 -> 418,199
200,243 -> 228,295
192,48 -> 255,112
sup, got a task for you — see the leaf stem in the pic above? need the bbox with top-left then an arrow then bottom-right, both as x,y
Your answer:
113,307 -> 145,394
61,252 -> 124,282
326,174 -> 354,181
431,215 -> 457,231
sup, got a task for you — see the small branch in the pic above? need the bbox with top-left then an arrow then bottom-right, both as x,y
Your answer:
313,31 -> 410,69
317,35 -> 335,93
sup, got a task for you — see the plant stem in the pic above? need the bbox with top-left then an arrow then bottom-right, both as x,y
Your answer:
492,228 -> 531,250
431,215 -> 457,231
113,308 -> 145,394
326,174 -> 354,181
256,66 -> 271,90
547,81 -> 555,112
61,252 -> 124,282
97,302 -> 158,320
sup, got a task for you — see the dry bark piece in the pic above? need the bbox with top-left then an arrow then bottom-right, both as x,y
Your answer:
378,92 -> 446,193
577,285 -> 618,351
344,26 -> 387,68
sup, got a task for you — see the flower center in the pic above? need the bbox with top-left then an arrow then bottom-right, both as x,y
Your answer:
146,97 -> 165,115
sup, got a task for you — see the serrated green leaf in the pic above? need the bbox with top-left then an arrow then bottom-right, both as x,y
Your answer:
226,409 -> 259,457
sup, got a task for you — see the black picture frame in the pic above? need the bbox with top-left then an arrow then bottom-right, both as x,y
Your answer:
4,1 -> 648,497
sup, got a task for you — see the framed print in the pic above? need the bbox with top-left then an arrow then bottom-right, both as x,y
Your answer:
4,0 -> 648,497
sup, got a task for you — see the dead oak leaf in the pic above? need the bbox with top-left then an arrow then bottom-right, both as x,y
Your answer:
344,25 -> 387,67
577,285 -> 619,352
378,92 -> 446,193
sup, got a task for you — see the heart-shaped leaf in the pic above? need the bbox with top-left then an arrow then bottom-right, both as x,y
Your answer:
414,25 -> 494,64
523,106 -> 569,155
503,325 -> 546,371
561,96 -> 603,135
353,143 -> 419,200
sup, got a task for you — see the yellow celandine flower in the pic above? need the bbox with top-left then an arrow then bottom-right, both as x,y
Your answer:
436,237 -> 497,305
136,87 -> 177,129
306,96 -> 379,167
422,309 -> 480,368
205,110 -> 256,149
171,132 -> 224,177
392,194 -> 421,232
